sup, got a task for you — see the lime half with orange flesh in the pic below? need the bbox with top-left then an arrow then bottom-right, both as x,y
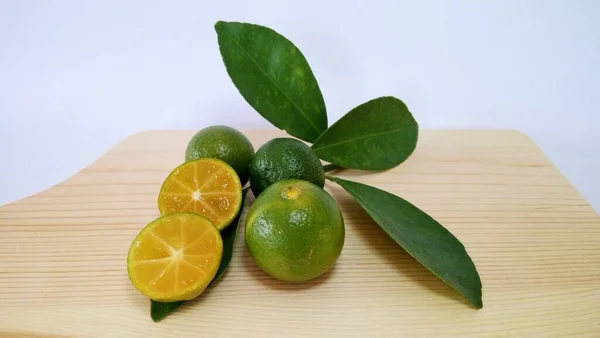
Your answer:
158,158 -> 243,231
127,212 -> 223,302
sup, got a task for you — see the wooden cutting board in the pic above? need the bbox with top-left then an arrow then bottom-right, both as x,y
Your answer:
1,129 -> 599,337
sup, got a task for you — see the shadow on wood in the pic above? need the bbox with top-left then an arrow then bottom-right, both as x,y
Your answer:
332,186 -> 473,308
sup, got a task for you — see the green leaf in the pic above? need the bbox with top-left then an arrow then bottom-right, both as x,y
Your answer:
210,189 -> 250,285
215,21 -> 328,143
312,96 -> 418,170
328,177 -> 483,308
150,300 -> 183,322
150,188 -> 250,322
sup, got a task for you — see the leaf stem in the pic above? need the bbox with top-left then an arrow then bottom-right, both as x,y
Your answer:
323,164 -> 342,173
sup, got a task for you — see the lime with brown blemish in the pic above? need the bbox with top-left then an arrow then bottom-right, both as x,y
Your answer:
245,179 -> 345,282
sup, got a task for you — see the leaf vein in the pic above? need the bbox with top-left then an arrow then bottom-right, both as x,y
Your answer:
220,28 -> 321,137
333,178 -> 481,307
313,129 -> 402,152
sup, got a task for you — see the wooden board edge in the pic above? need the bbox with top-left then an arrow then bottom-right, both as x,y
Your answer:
1,128 -> 592,211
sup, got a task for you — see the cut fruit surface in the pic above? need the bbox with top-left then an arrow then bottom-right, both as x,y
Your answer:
158,158 -> 243,230
127,213 -> 223,302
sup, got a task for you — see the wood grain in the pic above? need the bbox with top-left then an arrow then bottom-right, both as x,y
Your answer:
1,129 -> 599,337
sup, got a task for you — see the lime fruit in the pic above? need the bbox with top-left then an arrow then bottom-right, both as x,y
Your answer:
185,125 -> 255,186
158,158 -> 242,231
249,138 -> 325,197
127,212 -> 223,302
245,179 -> 345,282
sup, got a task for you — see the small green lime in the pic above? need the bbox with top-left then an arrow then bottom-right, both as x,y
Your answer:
249,138 -> 325,197
185,125 -> 255,185
245,179 -> 345,282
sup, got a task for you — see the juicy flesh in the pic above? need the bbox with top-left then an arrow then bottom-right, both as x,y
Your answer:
160,160 -> 241,229
129,214 -> 222,300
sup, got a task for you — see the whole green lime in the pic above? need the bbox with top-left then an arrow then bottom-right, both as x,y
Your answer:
245,179 -> 345,282
249,138 -> 325,197
185,125 -> 255,185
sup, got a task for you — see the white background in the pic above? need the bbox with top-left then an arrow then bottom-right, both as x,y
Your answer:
1,0 -> 598,211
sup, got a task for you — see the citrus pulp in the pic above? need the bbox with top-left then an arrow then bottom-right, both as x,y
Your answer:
127,212 -> 223,302
158,158 -> 242,230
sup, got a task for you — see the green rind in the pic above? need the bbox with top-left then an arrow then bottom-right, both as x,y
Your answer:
215,21 -> 328,143
185,125 -> 255,186
312,96 -> 418,170
329,176 -> 483,309
249,138 -> 325,197
150,188 -> 250,322
245,180 -> 345,282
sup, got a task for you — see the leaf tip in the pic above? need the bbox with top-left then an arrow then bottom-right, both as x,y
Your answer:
150,312 -> 165,323
466,285 -> 483,309
214,20 -> 227,32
